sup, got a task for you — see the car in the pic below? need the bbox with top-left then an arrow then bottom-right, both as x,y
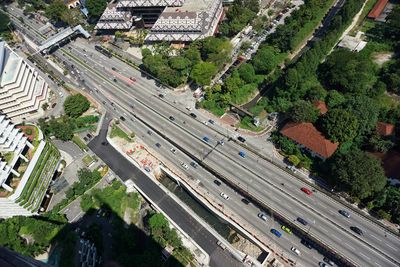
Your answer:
300,239 -> 313,249
350,226 -> 363,235
120,116 -> 126,121
113,78 -> 117,82
339,209 -> 350,218
291,247 -> 301,256
51,103 -> 57,108
319,263 -> 328,267
181,162 -> 189,170
158,94 -> 164,98
217,140 -> 224,146
239,151 -> 246,158
270,229 -> 282,238
214,180 -> 221,186
202,121 -> 208,125
220,192 -> 229,200
155,143 -> 161,148
323,257 -> 334,266
258,212 -> 268,221
190,162 -> 198,168
170,148 -> 177,154
301,187 -> 313,195
281,225 -> 292,234
190,112 -> 197,118
186,106 -> 192,111
297,217 -> 308,226
169,116 -> 175,121
144,166 -> 151,172
241,198 -> 250,205
237,136 -> 246,142
129,77 -> 136,81
203,136 -> 210,143
208,119 -> 215,124
147,130 -> 152,135
112,67 -> 117,71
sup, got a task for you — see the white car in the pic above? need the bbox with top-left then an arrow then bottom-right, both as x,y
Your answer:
186,106 -> 192,111
291,246 -> 301,256
258,212 -> 268,221
220,192 -> 229,200
180,162 -> 189,170
170,148 -> 177,154
203,121 -> 208,125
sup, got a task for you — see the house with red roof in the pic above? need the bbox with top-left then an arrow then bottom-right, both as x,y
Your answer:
367,0 -> 389,20
313,100 -> 328,115
376,121 -> 395,136
280,122 -> 339,160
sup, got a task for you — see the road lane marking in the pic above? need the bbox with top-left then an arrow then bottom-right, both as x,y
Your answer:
330,233 -> 342,241
375,262 -> 382,267
369,234 -> 382,242
385,243 -> 398,251
359,252 -> 370,260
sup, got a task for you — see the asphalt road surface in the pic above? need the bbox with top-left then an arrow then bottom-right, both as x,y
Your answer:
88,114 -> 243,267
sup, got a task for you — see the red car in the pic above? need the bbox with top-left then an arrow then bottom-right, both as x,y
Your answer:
301,187 -> 313,195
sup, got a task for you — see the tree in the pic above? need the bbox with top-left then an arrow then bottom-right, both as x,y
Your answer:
326,90 -> 345,108
238,63 -> 256,83
320,109 -> 359,143
289,100 -> 320,123
168,56 -> 191,71
252,46 -> 281,74
45,0 -> 67,23
149,213 -> 169,231
63,94 -> 90,118
318,49 -> 377,94
183,47 -> 201,64
367,133 -> 394,153
190,62 -> 217,86
0,11 -> 10,33
85,0 -> 107,18
329,149 -> 387,199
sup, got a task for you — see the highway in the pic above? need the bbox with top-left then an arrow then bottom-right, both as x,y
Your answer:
6,4 -> 400,267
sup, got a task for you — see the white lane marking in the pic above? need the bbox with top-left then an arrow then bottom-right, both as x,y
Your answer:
386,243 -> 398,251
369,234 -> 382,242
359,252 -> 370,260
375,262 -> 382,267
330,233 -> 342,241
343,243 -> 356,251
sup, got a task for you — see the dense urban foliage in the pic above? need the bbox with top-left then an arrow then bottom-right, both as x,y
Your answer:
63,93 -> 90,118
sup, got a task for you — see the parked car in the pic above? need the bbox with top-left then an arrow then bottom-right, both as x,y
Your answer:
297,217 -> 308,226
270,229 -> 282,238
339,210 -> 351,218
258,212 -> 268,221
301,187 -> 313,195
220,192 -> 229,200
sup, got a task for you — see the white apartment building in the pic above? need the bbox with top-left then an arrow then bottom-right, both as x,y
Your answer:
0,115 -> 60,218
0,41 -> 49,122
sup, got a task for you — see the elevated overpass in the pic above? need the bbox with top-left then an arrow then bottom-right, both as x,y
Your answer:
38,25 -> 90,53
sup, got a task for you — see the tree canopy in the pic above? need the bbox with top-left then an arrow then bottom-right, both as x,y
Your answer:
320,109 -> 359,143
190,62 -> 217,86
329,149 -> 387,199
289,100 -> 320,123
318,49 -> 377,95
252,46 -> 283,74
85,0 -> 108,18
63,94 -> 90,118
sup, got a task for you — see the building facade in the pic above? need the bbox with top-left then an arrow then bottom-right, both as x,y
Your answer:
95,0 -> 223,42
0,42 -> 49,122
0,115 -> 60,218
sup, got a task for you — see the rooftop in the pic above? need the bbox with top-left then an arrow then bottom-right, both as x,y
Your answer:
376,121 -> 395,136
313,100 -> 328,115
368,0 -> 389,19
280,122 -> 338,159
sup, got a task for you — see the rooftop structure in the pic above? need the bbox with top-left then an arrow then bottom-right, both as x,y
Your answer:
95,0 -> 223,42
0,115 -> 60,218
337,34 -> 367,52
280,122 -> 338,160
38,25 -> 90,53
0,42 -> 48,122
368,0 -> 389,19
376,121 -> 395,136
313,100 -> 328,115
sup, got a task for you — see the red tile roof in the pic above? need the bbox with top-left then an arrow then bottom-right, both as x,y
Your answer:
376,121 -> 395,136
280,122 -> 338,159
368,0 -> 389,19
314,100 -> 328,114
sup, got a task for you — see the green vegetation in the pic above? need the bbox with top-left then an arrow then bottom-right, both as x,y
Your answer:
85,0 -> 108,19
0,10 -> 11,40
218,0 -> 259,37
265,0 -> 336,52
289,100 -> 320,123
72,135 -> 88,151
82,154 -> 95,166
63,94 -> 90,118
45,0 -> 81,25
64,168 -> 102,200
238,116 -> 264,132
80,181 -> 140,218
142,37 -> 232,87
110,124 -> 132,142
0,214 -> 66,257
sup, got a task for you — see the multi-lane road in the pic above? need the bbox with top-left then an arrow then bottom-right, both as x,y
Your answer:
6,5 -> 400,267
